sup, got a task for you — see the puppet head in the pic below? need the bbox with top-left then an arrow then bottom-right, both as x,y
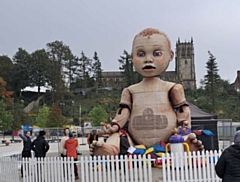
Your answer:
131,28 -> 174,78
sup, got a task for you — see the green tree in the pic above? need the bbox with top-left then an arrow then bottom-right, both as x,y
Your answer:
46,41 -> 71,102
0,100 -> 14,131
92,51 -> 103,96
64,52 -> 78,91
29,49 -> 51,97
215,79 -> 239,121
203,51 -> 221,113
118,50 -> 135,86
77,52 -> 92,95
12,48 -> 31,96
90,105 -> 107,126
36,104 -> 50,128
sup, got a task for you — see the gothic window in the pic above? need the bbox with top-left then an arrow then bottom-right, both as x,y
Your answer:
185,60 -> 188,65
181,48 -> 185,57
187,47 -> 191,57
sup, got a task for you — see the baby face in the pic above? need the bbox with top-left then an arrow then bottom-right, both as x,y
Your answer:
132,34 -> 173,77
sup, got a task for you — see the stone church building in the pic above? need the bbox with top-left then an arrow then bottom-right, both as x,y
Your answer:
102,38 -> 196,90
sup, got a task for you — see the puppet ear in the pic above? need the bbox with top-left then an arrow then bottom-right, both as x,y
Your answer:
170,50 -> 174,61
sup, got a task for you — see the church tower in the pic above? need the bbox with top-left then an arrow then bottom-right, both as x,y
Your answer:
175,38 -> 196,89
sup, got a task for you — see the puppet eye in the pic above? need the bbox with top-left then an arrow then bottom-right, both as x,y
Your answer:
153,51 -> 162,57
137,51 -> 145,57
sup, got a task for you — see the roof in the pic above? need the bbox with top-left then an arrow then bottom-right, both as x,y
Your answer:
188,101 -> 217,120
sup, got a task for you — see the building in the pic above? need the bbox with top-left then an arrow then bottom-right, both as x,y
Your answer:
102,38 -> 196,90
233,70 -> 240,92
101,71 -> 125,89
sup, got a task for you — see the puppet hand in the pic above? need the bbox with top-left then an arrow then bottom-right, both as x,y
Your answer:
100,122 -> 119,134
178,120 -> 191,128
183,133 -> 204,152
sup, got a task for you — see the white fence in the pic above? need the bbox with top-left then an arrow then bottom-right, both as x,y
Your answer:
79,155 -> 153,182
21,155 -> 153,182
0,150 -> 222,182
161,150 -> 222,182
0,156 -> 19,182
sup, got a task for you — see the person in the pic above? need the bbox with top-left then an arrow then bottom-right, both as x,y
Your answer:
87,129 -> 98,147
60,127 -> 70,157
64,132 -> 79,180
90,28 -> 203,156
31,130 -> 49,158
215,130 -> 240,181
19,130 -> 32,177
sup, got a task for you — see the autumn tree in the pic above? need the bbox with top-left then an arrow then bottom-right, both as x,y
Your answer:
48,103 -> 69,127
0,77 -> 13,105
0,56 -> 14,90
0,78 -> 14,131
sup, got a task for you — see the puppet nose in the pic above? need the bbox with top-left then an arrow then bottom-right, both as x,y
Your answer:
144,59 -> 153,63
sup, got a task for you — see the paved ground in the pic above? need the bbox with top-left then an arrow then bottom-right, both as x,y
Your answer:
0,136 -> 163,182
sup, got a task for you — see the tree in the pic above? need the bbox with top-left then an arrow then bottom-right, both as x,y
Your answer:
118,50 -> 135,87
0,100 -> 14,131
92,51 -> 103,96
203,51 -> 221,113
12,48 -> 31,96
46,41 -> 72,102
63,52 -> 77,91
29,49 -> 51,97
48,103 -> 69,127
90,105 -> 107,126
36,104 -> 50,128
0,77 -> 13,106
77,52 -> 92,95
0,56 -> 14,90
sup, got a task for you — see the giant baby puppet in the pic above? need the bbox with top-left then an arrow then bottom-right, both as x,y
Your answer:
90,28 -> 204,156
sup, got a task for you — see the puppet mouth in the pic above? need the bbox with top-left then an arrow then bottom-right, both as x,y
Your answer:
142,65 -> 156,70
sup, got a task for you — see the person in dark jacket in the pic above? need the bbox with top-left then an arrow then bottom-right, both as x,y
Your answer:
31,130 -> 49,158
215,130 -> 240,182
19,130 -> 32,177
87,130 -> 98,146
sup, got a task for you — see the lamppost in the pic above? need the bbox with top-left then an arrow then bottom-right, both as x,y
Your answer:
59,102 -> 65,122
72,100 -> 75,125
79,104 -> 86,145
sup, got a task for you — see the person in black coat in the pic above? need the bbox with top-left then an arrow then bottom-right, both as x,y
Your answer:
19,130 -> 32,177
31,130 -> 49,158
215,130 -> 240,182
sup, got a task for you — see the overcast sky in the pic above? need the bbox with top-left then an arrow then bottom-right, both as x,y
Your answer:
1,0 -> 240,88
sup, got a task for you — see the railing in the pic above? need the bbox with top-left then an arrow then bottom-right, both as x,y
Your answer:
0,150 -> 222,182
